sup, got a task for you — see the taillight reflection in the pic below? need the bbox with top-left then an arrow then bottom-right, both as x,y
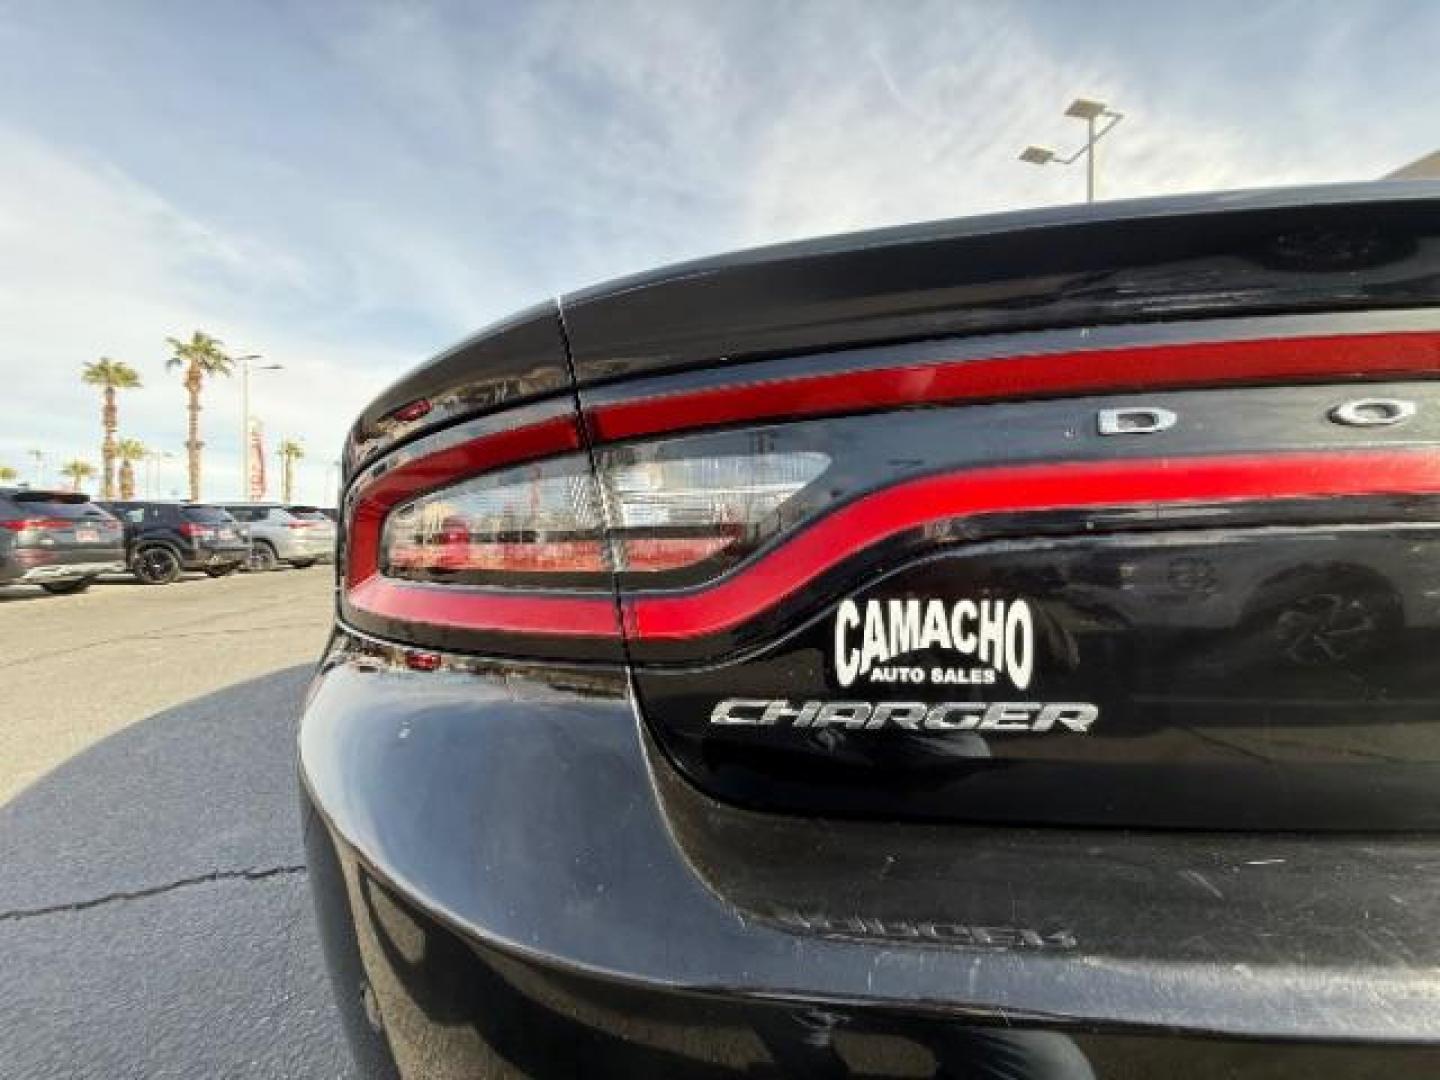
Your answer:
381,457 -> 606,579
377,451 -> 828,583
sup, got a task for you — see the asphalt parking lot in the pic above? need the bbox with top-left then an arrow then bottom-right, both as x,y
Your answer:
0,568 -> 357,1078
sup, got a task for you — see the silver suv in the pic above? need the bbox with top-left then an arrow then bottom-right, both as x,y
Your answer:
283,505 -> 338,559
217,502 -> 332,571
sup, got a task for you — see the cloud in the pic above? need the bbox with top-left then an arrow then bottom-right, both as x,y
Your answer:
0,125 -> 393,503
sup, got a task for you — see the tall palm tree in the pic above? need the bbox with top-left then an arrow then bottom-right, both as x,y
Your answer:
278,439 -> 305,503
0,464 -> 18,482
81,358 -> 142,499
115,439 -> 146,499
60,459 -> 96,493
164,331 -> 232,500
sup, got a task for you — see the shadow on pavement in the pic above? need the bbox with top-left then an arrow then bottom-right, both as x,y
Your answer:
0,665 -> 357,1078
0,565 -> 307,601
0,585 -> 61,603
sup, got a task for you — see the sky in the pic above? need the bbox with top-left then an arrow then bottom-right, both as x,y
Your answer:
2,0 -> 1438,504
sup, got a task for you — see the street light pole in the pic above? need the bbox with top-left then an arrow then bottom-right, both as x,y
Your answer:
1085,113 -> 1096,203
1019,97 -> 1123,203
238,354 -> 282,501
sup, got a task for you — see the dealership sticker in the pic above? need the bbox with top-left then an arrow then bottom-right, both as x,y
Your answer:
834,597 -> 1034,689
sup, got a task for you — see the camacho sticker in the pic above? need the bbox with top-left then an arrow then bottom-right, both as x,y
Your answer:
834,597 -> 1034,689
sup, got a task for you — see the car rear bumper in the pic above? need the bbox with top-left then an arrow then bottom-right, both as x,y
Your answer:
0,552 -> 126,583
300,627 -> 1440,1079
276,541 -> 331,562
184,543 -> 250,569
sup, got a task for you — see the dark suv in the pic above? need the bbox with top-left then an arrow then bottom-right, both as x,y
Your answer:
0,488 -> 125,593
101,501 -> 250,584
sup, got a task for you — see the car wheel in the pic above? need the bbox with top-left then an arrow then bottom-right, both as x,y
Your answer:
246,543 -> 279,572
40,576 -> 95,594
133,546 -> 182,585
290,559 -> 317,569
204,564 -> 241,578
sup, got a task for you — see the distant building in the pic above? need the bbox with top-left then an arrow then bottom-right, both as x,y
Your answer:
1384,151 -> 1440,180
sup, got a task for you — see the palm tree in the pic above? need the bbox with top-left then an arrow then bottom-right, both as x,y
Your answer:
0,464 -> 18,482
115,439 -> 146,499
81,358 -> 142,499
60,459 -> 96,493
278,439 -> 304,503
165,331 -> 233,500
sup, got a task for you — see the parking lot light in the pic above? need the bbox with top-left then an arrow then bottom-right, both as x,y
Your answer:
1019,96 -> 1124,202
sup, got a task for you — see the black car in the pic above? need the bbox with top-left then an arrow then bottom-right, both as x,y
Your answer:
100,500 -> 250,584
0,487 -> 125,593
302,185 -> 1440,1079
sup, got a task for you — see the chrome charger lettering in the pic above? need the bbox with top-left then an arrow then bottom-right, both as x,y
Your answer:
710,698 -> 1097,733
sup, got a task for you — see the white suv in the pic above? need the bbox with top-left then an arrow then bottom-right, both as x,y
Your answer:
217,503 -> 332,571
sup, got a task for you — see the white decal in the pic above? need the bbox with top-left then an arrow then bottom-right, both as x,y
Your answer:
834,597 -> 1035,690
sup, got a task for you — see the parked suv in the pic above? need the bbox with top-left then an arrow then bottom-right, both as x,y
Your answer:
101,501 -> 250,584
0,488 -> 125,593
283,505 -> 338,561
216,502 -> 329,571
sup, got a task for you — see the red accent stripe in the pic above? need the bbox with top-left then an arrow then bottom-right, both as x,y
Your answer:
349,576 -> 619,637
589,331 -> 1440,443
624,450 -> 1440,641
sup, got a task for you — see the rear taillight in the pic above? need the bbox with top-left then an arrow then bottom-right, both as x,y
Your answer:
0,518 -> 72,532
602,453 -> 828,572
286,521 -> 318,530
382,456 -> 607,580
178,523 -> 213,539
376,451 -> 829,583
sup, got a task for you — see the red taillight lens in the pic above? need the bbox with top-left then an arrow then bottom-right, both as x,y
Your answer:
390,398 -> 433,424
404,650 -> 442,672
380,456 -> 609,580
286,521 -> 317,530
377,451 -> 829,583
616,535 -> 735,571
343,423 -> 831,652
600,453 -> 828,559
177,522 -> 213,539
0,517 -> 72,532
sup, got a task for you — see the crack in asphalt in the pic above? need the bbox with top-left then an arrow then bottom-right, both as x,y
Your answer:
0,864 -> 308,923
